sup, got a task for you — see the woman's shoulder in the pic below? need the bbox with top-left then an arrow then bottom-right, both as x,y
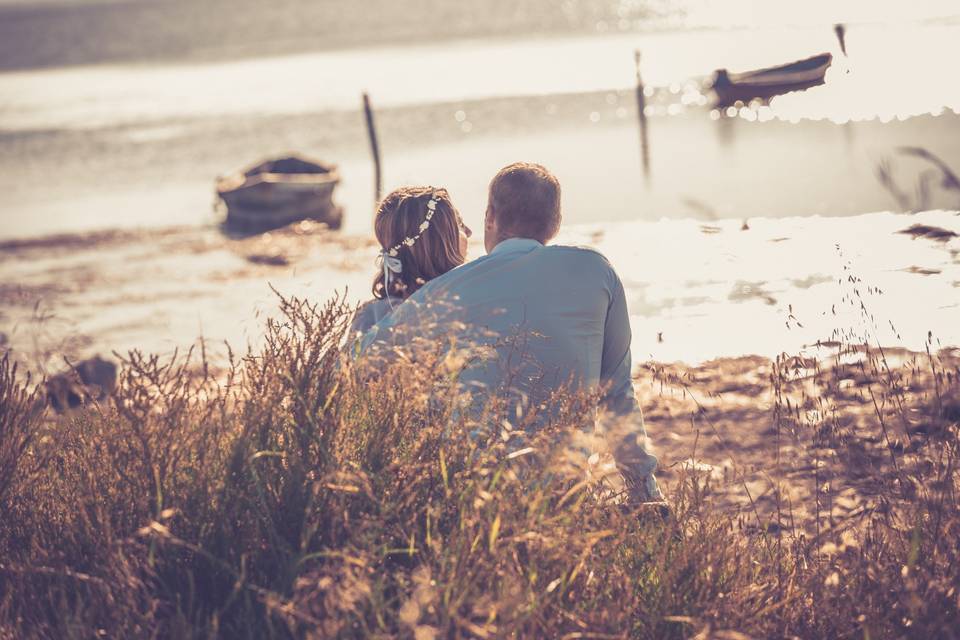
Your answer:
351,297 -> 400,335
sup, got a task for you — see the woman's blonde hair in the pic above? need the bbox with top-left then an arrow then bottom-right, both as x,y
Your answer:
373,186 -> 465,299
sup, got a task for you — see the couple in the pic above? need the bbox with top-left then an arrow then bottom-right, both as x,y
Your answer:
352,162 -> 662,505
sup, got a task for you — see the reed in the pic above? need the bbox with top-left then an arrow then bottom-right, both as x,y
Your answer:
0,293 -> 957,638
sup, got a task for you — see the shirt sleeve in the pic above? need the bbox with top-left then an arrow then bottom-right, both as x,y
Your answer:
600,270 -> 663,501
599,271 -> 639,416
358,295 -> 425,354
358,301 -> 399,354
350,301 -> 378,337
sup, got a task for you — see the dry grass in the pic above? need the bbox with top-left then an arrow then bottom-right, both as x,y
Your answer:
1,293 -> 958,639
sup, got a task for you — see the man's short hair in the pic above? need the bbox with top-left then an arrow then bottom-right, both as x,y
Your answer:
488,162 -> 561,243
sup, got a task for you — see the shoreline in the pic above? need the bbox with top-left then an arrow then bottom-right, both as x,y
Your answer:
2,208 -> 958,375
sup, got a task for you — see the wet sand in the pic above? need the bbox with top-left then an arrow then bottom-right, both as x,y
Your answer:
2,207 -> 958,374
639,346 -> 959,532
0,222 -> 377,372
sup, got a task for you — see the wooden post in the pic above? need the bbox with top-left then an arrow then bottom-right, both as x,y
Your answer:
362,92 -> 382,204
634,50 -> 651,182
834,23 -> 847,57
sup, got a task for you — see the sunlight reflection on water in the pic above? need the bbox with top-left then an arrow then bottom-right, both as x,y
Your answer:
1,21 -> 957,132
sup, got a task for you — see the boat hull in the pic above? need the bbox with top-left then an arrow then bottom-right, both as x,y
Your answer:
712,52 -> 833,107
216,155 -> 343,233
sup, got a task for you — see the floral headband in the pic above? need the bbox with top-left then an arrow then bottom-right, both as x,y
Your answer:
384,190 -> 439,258
375,190 -> 441,304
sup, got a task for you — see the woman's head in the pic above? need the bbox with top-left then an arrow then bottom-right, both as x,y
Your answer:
373,186 -> 471,299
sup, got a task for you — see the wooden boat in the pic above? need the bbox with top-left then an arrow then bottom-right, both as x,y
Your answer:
711,52 -> 833,107
217,155 -> 343,233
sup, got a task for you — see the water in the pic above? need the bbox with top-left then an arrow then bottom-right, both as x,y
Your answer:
2,0 -> 959,239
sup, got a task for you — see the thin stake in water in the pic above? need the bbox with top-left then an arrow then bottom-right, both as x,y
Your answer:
362,92 -> 383,204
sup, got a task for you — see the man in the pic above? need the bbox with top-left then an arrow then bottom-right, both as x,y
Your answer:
362,162 -> 662,503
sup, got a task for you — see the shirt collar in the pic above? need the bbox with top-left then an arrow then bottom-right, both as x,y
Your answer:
489,237 -> 543,256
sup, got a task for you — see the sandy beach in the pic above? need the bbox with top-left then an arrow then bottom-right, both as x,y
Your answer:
3,206 -> 958,371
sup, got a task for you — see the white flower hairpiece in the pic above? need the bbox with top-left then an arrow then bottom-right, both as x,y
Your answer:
376,190 -> 441,307
384,190 -> 440,258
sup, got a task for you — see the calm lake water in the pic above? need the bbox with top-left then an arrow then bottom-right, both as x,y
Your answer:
1,0 -> 959,240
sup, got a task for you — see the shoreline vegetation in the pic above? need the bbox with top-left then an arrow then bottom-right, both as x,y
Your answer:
2,294 -> 958,638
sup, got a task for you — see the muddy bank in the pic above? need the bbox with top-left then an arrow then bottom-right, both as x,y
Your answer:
640,347 -> 960,533
0,221 -> 377,374
2,208 -> 959,373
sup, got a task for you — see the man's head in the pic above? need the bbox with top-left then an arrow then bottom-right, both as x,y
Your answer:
484,162 -> 562,252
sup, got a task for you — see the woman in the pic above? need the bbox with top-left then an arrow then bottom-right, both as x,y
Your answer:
351,186 -> 471,335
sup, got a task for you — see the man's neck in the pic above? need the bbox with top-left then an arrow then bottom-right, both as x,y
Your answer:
489,236 -> 544,256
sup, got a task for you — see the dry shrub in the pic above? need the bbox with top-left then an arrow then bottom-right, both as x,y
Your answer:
0,356 -> 45,509
0,293 -> 957,639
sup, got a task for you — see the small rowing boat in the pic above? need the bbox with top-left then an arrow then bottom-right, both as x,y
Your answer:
712,52 -> 833,107
217,155 -> 343,233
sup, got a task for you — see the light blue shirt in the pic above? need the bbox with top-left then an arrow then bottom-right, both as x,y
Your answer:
351,296 -> 402,336
361,237 -> 661,500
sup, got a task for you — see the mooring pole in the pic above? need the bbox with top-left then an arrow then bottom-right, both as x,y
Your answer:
834,23 -> 847,57
362,92 -> 382,204
634,50 -> 651,182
